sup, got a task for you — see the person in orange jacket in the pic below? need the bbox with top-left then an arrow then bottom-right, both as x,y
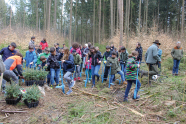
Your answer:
2,52 -> 24,93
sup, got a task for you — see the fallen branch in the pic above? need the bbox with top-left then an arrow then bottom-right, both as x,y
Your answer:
138,99 -> 148,107
1,110 -> 27,113
112,102 -> 145,117
174,104 -> 186,110
139,91 -> 150,96
136,92 -> 159,101
72,88 -> 107,100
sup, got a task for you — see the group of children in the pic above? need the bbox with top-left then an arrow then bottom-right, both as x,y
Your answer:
0,37 -> 143,101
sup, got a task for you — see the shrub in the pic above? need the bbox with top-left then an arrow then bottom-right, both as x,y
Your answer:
22,85 -> 41,103
5,83 -> 21,99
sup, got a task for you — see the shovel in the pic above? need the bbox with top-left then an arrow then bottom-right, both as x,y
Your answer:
134,61 -> 140,99
56,61 -> 65,94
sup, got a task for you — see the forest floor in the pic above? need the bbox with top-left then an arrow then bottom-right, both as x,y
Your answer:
0,61 -> 186,124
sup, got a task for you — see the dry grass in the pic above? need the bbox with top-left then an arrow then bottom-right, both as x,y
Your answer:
0,27 -> 65,49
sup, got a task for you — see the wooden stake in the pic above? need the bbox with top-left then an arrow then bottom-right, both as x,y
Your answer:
1,110 -> 27,113
0,73 -> 3,91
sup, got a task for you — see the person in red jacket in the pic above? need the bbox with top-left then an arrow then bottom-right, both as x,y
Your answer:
70,42 -> 82,57
40,38 -> 48,50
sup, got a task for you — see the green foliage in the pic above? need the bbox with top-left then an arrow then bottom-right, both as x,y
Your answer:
167,110 -> 176,118
94,43 -> 107,53
5,83 -> 21,99
23,68 -> 48,81
22,85 -> 41,103
69,108 -> 84,118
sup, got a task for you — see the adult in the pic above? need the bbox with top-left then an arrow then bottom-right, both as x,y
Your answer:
0,42 -> 17,61
29,36 -> 35,47
70,42 -> 82,57
135,42 -> 143,62
40,38 -> 48,50
141,40 -> 161,84
171,41 -> 183,76
88,46 -> 103,88
2,52 -> 24,93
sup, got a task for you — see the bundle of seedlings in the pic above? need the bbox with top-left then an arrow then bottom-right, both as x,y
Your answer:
5,83 -> 22,105
22,85 -> 41,108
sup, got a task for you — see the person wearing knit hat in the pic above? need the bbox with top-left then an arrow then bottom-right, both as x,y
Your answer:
171,41 -> 183,76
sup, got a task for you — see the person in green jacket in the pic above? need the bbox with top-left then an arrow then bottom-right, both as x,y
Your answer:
106,52 -> 127,85
37,47 -> 50,69
124,51 -> 141,102
171,41 -> 183,76
72,49 -> 82,82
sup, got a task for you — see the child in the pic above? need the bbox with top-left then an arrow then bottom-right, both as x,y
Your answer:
70,42 -> 82,57
37,45 -> 43,55
124,51 -> 141,102
54,43 -> 60,53
47,47 -> 63,88
88,46 -> 102,88
103,46 -> 111,81
24,45 -> 37,68
62,48 -> 75,95
72,50 -> 82,82
119,46 -> 128,76
37,47 -> 50,68
106,52 -> 127,85
85,56 -> 92,83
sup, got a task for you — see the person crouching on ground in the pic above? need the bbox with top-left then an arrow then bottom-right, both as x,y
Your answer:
88,46 -> 102,88
47,47 -> 63,88
62,48 -> 75,95
72,49 -> 82,82
106,52 -> 127,85
171,41 -> 183,76
124,51 -> 141,102
2,52 -> 24,93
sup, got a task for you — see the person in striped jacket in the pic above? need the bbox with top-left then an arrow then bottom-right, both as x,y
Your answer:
124,51 -> 141,102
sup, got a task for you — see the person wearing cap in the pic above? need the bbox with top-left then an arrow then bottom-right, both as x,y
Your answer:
0,42 -> 17,61
54,43 -> 60,53
171,41 -> 183,76
140,40 -> 161,84
23,45 -> 37,68
40,38 -> 48,50
72,49 -> 82,82
103,46 -> 112,81
135,42 -> 143,62
47,47 -> 63,88
2,52 -> 24,93
37,47 -> 50,68
29,36 -> 35,47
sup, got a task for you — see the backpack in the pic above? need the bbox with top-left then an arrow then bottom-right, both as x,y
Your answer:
0,55 -> 5,73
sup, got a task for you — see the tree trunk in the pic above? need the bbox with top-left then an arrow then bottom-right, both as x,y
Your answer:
99,0 -> 101,44
36,0 -> 38,31
138,0 -> 141,34
69,0 -> 73,46
119,0 -> 123,46
47,0 -> 51,31
116,0 -> 119,32
157,0 -> 159,31
9,7 -> 12,30
44,0 -> 47,32
93,0 -> 95,46
61,0 -> 64,35
110,0 -> 114,39
102,1 -> 105,40
74,0 -> 78,42
145,0 -> 148,33
54,0 -> 57,30
181,0 -> 184,38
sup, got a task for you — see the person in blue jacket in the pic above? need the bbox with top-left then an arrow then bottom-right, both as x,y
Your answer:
157,46 -> 162,69
62,48 -> 75,95
0,42 -> 17,61
23,45 -> 37,68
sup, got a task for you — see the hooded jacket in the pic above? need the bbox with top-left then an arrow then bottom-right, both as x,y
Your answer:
63,54 -> 75,73
171,46 -> 183,60
106,57 -> 121,75
119,51 -> 128,64
73,53 -> 82,65
0,46 -> 17,61
40,40 -> 48,50
126,57 -> 138,80
88,51 -> 103,66
37,52 -> 50,65
24,51 -> 37,67
145,43 -> 161,64
47,53 -> 63,69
